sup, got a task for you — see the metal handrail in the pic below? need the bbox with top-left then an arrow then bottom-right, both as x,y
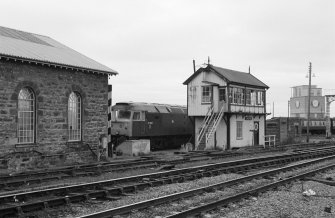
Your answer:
197,105 -> 214,144
198,112 -> 216,147
206,104 -> 225,144
264,135 -> 276,148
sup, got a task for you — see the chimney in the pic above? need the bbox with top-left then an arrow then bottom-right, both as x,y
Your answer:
193,59 -> 196,73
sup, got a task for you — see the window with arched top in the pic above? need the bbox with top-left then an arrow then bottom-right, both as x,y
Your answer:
18,87 -> 35,144
68,92 -> 81,141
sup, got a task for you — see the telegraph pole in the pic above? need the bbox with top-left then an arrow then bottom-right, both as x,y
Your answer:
306,62 -> 312,143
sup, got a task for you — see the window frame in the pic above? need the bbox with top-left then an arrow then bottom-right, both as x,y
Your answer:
246,89 -> 252,105
17,87 -> 36,144
230,87 -> 245,105
256,91 -> 264,106
68,92 -> 82,142
201,86 -> 212,104
132,111 -> 143,121
219,87 -> 226,101
236,121 -> 243,140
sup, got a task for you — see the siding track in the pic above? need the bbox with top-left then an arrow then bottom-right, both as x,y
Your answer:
1,146 -> 335,217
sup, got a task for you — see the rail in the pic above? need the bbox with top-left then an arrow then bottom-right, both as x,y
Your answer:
166,160 -> 335,218
2,146 -> 335,217
80,154 -> 335,218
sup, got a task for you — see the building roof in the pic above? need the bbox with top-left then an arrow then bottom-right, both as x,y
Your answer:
183,64 -> 269,89
113,102 -> 187,114
0,26 -> 117,75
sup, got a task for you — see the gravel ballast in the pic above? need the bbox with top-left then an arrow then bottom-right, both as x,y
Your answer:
25,159 -> 335,217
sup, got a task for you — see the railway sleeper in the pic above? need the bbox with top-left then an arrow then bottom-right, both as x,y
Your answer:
143,180 -> 158,186
134,182 -> 152,190
100,186 -> 124,196
1,149 -> 334,215
0,205 -> 21,218
121,192 -> 135,197
99,195 -> 122,201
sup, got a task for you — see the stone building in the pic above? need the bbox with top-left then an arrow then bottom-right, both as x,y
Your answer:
184,64 -> 269,150
0,26 -> 117,170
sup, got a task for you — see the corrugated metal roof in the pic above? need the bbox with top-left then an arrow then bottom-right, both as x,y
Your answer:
183,65 -> 269,89
0,26 -> 117,75
113,102 -> 187,114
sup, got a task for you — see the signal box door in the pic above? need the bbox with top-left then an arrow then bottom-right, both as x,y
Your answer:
253,121 -> 259,145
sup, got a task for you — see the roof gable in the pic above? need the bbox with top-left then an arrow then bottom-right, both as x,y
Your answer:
0,26 -> 117,75
184,64 -> 269,89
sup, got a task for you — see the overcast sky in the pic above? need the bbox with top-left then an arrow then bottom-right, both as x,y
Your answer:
2,0 -> 335,117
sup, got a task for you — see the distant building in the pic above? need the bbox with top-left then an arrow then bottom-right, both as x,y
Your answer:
290,85 -> 325,118
0,26 -> 117,170
183,64 -> 269,150
266,117 -> 302,144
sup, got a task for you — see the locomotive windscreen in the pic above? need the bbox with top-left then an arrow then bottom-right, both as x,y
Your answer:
116,110 -> 131,119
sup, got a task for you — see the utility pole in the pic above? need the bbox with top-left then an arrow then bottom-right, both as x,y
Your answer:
288,101 -> 290,117
272,102 -> 274,118
306,62 -> 312,143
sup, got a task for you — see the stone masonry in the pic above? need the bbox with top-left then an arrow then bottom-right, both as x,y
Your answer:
0,59 -> 108,171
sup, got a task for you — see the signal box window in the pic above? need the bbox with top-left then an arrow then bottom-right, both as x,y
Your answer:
219,88 -> 226,101
229,87 -> 245,105
256,91 -> 264,106
202,86 -> 212,104
246,90 -> 251,105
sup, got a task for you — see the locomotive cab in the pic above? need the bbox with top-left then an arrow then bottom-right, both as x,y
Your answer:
111,107 -> 145,137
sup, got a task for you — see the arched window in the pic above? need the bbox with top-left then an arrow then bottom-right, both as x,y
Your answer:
18,87 -> 35,144
68,92 -> 81,141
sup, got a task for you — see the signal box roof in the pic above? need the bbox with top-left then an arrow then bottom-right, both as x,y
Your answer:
184,64 -> 269,89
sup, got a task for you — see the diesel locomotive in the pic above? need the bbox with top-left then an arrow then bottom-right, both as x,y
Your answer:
110,102 -> 193,150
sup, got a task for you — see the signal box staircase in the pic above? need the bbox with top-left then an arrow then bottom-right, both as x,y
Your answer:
197,104 -> 225,150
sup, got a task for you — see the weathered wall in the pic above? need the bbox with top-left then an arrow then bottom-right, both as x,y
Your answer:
0,59 -> 108,170
230,115 -> 265,147
187,71 -> 227,116
266,117 -> 303,145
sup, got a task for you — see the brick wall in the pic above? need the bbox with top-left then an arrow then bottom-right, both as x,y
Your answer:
266,117 -> 303,145
0,59 -> 108,170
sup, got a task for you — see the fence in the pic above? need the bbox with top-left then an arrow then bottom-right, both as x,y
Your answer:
264,135 -> 276,148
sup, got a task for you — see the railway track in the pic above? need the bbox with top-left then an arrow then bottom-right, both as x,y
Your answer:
0,159 -> 160,189
1,146 -> 335,217
0,142 -> 331,190
80,155 -> 335,218
0,150 -> 246,190
165,160 -> 335,218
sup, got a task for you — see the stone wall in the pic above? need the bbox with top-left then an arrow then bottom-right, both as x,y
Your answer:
0,59 -> 108,171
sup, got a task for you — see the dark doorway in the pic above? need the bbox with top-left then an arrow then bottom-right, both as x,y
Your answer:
295,125 -> 299,136
254,121 -> 259,145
